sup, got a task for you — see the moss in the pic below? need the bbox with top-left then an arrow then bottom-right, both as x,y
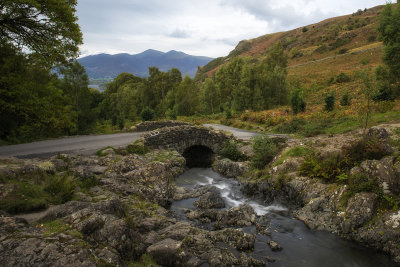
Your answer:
96,146 -> 117,157
128,254 -> 157,267
274,146 -> 311,166
40,219 -> 70,236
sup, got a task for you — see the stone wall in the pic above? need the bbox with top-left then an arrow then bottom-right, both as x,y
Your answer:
143,125 -> 232,154
131,121 -> 191,132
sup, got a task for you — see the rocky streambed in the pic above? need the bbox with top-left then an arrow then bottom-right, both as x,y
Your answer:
1,125 -> 400,266
171,168 -> 395,266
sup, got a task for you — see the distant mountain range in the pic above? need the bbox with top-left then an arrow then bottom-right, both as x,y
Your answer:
78,49 -> 213,79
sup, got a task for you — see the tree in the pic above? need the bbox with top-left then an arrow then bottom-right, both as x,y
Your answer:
324,93 -> 335,111
291,89 -> 306,115
61,61 -> 100,134
201,78 -> 218,114
174,76 -> 199,116
0,0 -> 82,66
357,69 -> 377,133
0,44 -> 75,142
377,1 -> 400,97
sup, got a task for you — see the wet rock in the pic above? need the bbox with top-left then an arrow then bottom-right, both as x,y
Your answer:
342,192 -> 377,233
239,253 -> 266,267
146,238 -> 182,266
194,187 -> 225,209
212,158 -> 250,178
212,228 -> 256,251
159,222 -> 192,241
268,240 -> 282,251
215,204 -> 256,229
185,209 -> 219,223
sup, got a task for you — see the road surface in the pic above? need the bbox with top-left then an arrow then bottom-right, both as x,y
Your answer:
0,133 -> 143,158
0,124 -> 284,158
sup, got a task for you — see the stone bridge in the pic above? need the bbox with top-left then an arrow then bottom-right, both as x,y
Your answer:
142,125 -> 232,167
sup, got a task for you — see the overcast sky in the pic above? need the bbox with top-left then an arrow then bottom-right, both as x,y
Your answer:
76,0 -> 386,58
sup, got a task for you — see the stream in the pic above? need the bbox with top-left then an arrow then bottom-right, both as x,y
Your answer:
171,168 -> 395,267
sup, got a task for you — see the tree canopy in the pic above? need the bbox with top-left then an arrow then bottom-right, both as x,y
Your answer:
0,0 -> 82,66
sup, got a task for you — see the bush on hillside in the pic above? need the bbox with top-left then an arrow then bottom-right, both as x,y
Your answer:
251,135 -> 277,169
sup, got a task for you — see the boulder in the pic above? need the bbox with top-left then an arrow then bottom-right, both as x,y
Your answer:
146,238 -> 183,266
342,192 -> 377,233
215,204 -> 256,229
212,158 -> 250,178
268,240 -> 282,251
194,187 -> 225,209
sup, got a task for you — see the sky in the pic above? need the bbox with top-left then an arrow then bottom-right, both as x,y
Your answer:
76,0 -> 387,58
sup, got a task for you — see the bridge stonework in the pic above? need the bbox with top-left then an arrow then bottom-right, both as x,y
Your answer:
142,125 -> 231,154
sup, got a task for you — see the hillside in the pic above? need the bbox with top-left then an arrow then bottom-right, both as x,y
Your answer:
196,5 -> 384,86
78,49 -> 213,79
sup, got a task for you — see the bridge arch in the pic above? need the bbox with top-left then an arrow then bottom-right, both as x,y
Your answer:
142,125 -> 231,166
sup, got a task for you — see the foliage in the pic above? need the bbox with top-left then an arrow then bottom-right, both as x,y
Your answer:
0,171 -> 75,214
220,140 -> 247,161
344,132 -> 392,164
340,93 -> 351,106
300,132 -> 392,183
291,89 -> 306,115
378,2 -> 400,97
299,152 -> 351,182
141,107 -> 155,121
251,135 -> 277,169
0,45 -> 83,143
324,93 -> 335,111
341,174 -> 381,205
274,118 -> 306,134
126,142 -> 150,155
174,76 -> 199,116
274,146 -> 311,166
0,0 -> 82,66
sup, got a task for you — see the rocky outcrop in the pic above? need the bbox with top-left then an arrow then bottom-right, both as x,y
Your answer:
241,127 -> 400,263
212,158 -> 250,178
131,120 -> 191,132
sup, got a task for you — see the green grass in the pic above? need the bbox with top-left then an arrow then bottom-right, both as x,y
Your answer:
0,171 -> 76,214
128,254 -> 157,267
274,146 -> 312,166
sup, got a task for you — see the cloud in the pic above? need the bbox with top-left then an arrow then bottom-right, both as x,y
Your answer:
169,29 -> 190,39
76,0 -> 386,58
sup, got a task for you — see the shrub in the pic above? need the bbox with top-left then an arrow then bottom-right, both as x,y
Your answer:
117,115 -> 125,130
336,72 -> 351,83
299,152 -> 351,182
220,140 -> 247,161
275,118 -> 306,134
340,93 -> 351,106
141,107 -> 155,121
324,93 -> 335,111
302,27 -> 309,32
126,142 -> 150,155
166,108 -> 177,120
291,89 -> 306,115
0,172 -> 76,214
344,133 -> 392,164
251,135 -> 277,169
44,175 -> 75,204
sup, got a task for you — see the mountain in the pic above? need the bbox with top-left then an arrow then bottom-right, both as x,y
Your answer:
78,49 -> 213,79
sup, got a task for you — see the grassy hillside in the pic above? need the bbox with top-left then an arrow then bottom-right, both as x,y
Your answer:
191,4 -> 400,135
